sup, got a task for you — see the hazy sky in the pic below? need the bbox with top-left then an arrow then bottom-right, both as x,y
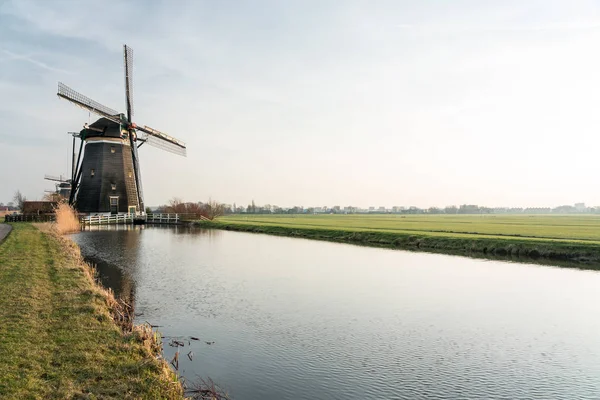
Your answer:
2,0 -> 600,208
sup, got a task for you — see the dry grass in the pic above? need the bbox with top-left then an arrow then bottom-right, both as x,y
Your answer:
185,377 -> 229,400
54,202 -> 81,234
0,210 -> 13,218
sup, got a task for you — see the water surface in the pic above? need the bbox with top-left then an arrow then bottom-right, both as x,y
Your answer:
72,226 -> 600,399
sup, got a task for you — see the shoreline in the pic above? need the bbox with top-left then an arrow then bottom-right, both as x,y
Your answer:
190,220 -> 600,268
0,223 -> 183,399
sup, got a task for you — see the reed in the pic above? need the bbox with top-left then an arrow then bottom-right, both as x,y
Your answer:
54,202 -> 80,234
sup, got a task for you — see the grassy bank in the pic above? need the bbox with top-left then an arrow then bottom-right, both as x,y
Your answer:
194,215 -> 600,265
0,224 -> 182,399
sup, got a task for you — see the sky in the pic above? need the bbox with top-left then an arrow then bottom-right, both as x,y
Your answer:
2,0 -> 600,208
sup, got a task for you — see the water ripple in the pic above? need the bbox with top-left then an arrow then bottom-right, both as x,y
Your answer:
73,227 -> 600,400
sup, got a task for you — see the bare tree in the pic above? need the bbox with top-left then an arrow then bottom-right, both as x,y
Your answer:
206,199 -> 224,220
13,190 -> 26,211
168,197 -> 185,213
158,197 -> 224,220
42,192 -> 62,202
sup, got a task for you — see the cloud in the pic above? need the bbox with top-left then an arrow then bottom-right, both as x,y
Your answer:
1,49 -> 71,74
2,0 -> 600,207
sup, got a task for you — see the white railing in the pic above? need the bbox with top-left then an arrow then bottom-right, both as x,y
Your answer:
146,213 -> 180,224
80,213 -> 181,225
81,214 -> 133,225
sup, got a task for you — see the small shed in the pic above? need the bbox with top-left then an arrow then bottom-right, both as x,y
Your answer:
22,201 -> 57,215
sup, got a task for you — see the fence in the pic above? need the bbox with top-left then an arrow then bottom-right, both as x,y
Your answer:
80,213 -> 181,225
81,214 -> 134,225
4,214 -> 55,223
145,213 -> 180,224
5,213 -> 182,225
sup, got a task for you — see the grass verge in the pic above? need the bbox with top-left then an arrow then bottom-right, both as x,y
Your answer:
193,219 -> 600,266
0,223 -> 183,399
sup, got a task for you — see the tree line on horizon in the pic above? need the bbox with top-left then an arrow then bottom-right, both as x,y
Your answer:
4,191 -> 597,217
154,199 -> 599,215
154,198 -> 225,220
224,202 -> 599,215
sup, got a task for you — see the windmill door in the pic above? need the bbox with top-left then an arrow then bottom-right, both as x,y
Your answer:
109,197 -> 119,215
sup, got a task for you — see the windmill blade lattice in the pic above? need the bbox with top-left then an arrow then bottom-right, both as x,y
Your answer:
137,125 -> 187,156
44,174 -> 68,183
140,133 -> 187,156
57,82 -> 120,122
130,142 -> 144,204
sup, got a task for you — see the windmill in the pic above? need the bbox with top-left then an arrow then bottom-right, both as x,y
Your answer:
57,45 -> 186,215
44,174 -> 71,199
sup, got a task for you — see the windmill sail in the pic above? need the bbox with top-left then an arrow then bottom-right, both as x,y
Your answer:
130,140 -> 144,210
57,44 -> 187,216
44,174 -> 68,182
124,45 -> 134,121
137,125 -> 187,156
57,83 -> 120,123
122,45 -> 144,212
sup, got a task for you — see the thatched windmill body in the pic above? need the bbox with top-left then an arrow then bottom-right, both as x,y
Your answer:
57,45 -> 186,215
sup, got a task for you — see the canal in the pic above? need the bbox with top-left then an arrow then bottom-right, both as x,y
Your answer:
71,225 -> 600,399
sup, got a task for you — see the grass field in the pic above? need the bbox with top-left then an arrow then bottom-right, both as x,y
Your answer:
0,224 -> 182,399
220,214 -> 600,243
195,214 -> 600,264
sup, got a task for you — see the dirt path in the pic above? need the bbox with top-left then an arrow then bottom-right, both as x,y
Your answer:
0,224 -> 11,243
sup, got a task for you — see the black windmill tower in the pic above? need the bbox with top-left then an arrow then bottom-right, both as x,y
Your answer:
57,45 -> 187,215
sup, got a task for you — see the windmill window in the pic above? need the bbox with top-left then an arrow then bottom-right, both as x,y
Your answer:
90,169 -> 95,177
111,147 -> 116,154
128,171 -> 132,178
111,183 -> 116,190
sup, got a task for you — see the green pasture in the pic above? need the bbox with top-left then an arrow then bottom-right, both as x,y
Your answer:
220,214 -> 600,244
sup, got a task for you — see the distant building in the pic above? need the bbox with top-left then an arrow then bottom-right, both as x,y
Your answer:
459,204 -> 480,214
23,201 -> 57,215
523,207 -> 552,214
